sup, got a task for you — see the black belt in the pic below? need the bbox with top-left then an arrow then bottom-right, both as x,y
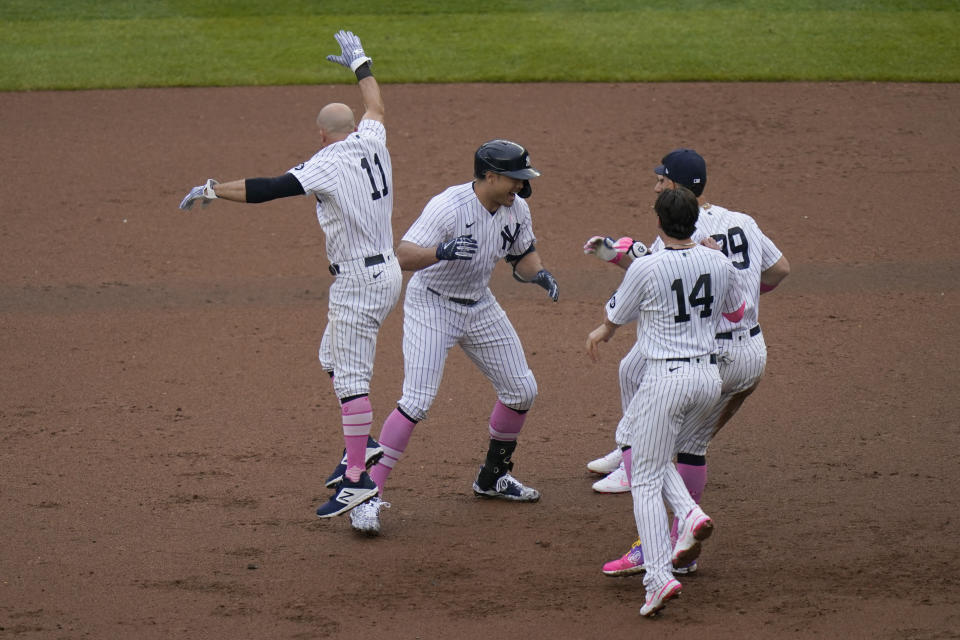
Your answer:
329,253 -> 385,276
666,354 -> 717,364
716,325 -> 761,340
426,286 -> 478,307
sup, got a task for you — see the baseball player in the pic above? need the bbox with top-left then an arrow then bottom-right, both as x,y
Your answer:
178,31 -> 402,521
584,148 -> 790,576
342,139 -> 559,535
586,186 -> 748,617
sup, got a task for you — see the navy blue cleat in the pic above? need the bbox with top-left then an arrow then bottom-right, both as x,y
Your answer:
316,472 -> 379,518
324,436 -> 385,488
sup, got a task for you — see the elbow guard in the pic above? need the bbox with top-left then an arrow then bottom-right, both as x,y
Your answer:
245,173 -> 305,203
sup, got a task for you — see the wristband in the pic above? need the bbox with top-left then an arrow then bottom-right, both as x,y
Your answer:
355,61 -> 373,81
760,282 -> 778,293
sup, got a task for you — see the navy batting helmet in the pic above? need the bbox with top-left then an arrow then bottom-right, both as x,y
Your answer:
474,139 -> 541,198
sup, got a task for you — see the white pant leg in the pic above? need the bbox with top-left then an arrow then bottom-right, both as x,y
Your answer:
460,298 -> 537,411
615,343 -> 647,447
676,334 -> 766,456
396,287 -> 465,421
323,260 -> 402,399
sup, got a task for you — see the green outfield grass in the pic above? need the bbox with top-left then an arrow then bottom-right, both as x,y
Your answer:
1,0 -> 958,90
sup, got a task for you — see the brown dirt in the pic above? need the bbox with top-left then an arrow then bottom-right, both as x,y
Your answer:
1,82 -> 958,639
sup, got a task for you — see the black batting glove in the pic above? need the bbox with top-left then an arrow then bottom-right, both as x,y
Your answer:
436,235 -> 479,261
532,269 -> 559,302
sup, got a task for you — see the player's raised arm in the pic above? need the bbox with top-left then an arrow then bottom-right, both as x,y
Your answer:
326,30 -> 383,123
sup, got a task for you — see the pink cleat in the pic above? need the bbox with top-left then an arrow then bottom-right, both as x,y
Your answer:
602,537 -> 645,576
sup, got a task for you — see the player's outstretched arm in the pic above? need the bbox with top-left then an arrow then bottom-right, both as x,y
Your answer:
583,236 -> 648,270
178,175 -> 305,210
326,30 -> 383,123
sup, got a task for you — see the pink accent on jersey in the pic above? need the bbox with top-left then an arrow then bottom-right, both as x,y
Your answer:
722,301 -> 746,324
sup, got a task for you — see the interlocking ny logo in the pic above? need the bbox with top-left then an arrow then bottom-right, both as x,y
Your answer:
500,222 -> 521,250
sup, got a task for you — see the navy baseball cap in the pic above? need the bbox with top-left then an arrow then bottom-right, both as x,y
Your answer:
654,148 -> 706,197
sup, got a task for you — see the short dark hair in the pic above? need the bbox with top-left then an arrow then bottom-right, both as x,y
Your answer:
655,187 -> 699,239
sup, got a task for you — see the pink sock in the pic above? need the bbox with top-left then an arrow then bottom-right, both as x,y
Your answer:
622,447 -> 632,479
341,396 -> 373,482
368,408 -> 417,493
488,401 -> 526,441
671,462 -> 708,542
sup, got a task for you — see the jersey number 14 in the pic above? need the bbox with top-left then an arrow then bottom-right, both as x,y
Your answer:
670,274 -> 714,323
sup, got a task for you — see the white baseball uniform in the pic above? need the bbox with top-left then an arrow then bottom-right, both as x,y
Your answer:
288,119 -> 402,399
397,181 -> 539,421
613,203 -> 783,451
607,244 -> 743,594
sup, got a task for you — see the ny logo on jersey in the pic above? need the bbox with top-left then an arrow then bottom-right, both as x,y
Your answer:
500,222 -> 521,251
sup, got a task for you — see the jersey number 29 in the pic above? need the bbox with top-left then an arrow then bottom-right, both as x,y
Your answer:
360,154 -> 389,201
710,227 -> 750,269
670,274 -> 713,323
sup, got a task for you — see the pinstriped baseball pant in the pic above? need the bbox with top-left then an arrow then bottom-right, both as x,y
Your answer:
626,359 -> 721,591
319,260 -> 402,399
397,286 -> 537,422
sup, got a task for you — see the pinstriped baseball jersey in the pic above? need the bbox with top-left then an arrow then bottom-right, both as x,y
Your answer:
403,182 -> 535,301
607,245 -> 744,360
650,204 -> 782,333
288,119 -> 393,264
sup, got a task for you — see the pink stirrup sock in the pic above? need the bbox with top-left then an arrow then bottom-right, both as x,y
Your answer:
342,396 -> 373,482
671,462 -> 708,542
488,401 -> 526,441
622,446 -> 633,480
368,408 -> 417,492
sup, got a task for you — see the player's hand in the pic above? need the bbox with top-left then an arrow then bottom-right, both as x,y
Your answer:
700,236 -> 721,251
179,179 -> 218,211
628,240 -> 649,258
586,323 -> 616,362
583,236 -> 616,260
436,235 -> 479,261
584,236 -> 635,263
326,30 -> 372,72
531,269 -> 559,302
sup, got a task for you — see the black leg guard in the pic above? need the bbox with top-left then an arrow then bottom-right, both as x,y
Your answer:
475,439 -> 517,490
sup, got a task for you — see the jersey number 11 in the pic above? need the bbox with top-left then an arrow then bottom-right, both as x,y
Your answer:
360,154 -> 389,201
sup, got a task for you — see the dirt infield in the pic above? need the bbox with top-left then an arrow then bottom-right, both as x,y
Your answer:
1,82 -> 958,639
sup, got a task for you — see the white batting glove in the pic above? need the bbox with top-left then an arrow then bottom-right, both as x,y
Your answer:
178,178 -> 218,211
628,240 -> 649,258
326,30 -> 372,72
584,236 -> 634,264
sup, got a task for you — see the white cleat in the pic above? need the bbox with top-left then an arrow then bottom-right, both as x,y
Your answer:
587,448 -> 622,475
640,578 -> 682,617
592,462 -> 630,493
672,507 -> 714,569
350,497 -> 390,536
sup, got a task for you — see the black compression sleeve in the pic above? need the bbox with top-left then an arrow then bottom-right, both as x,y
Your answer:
244,173 -> 305,203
